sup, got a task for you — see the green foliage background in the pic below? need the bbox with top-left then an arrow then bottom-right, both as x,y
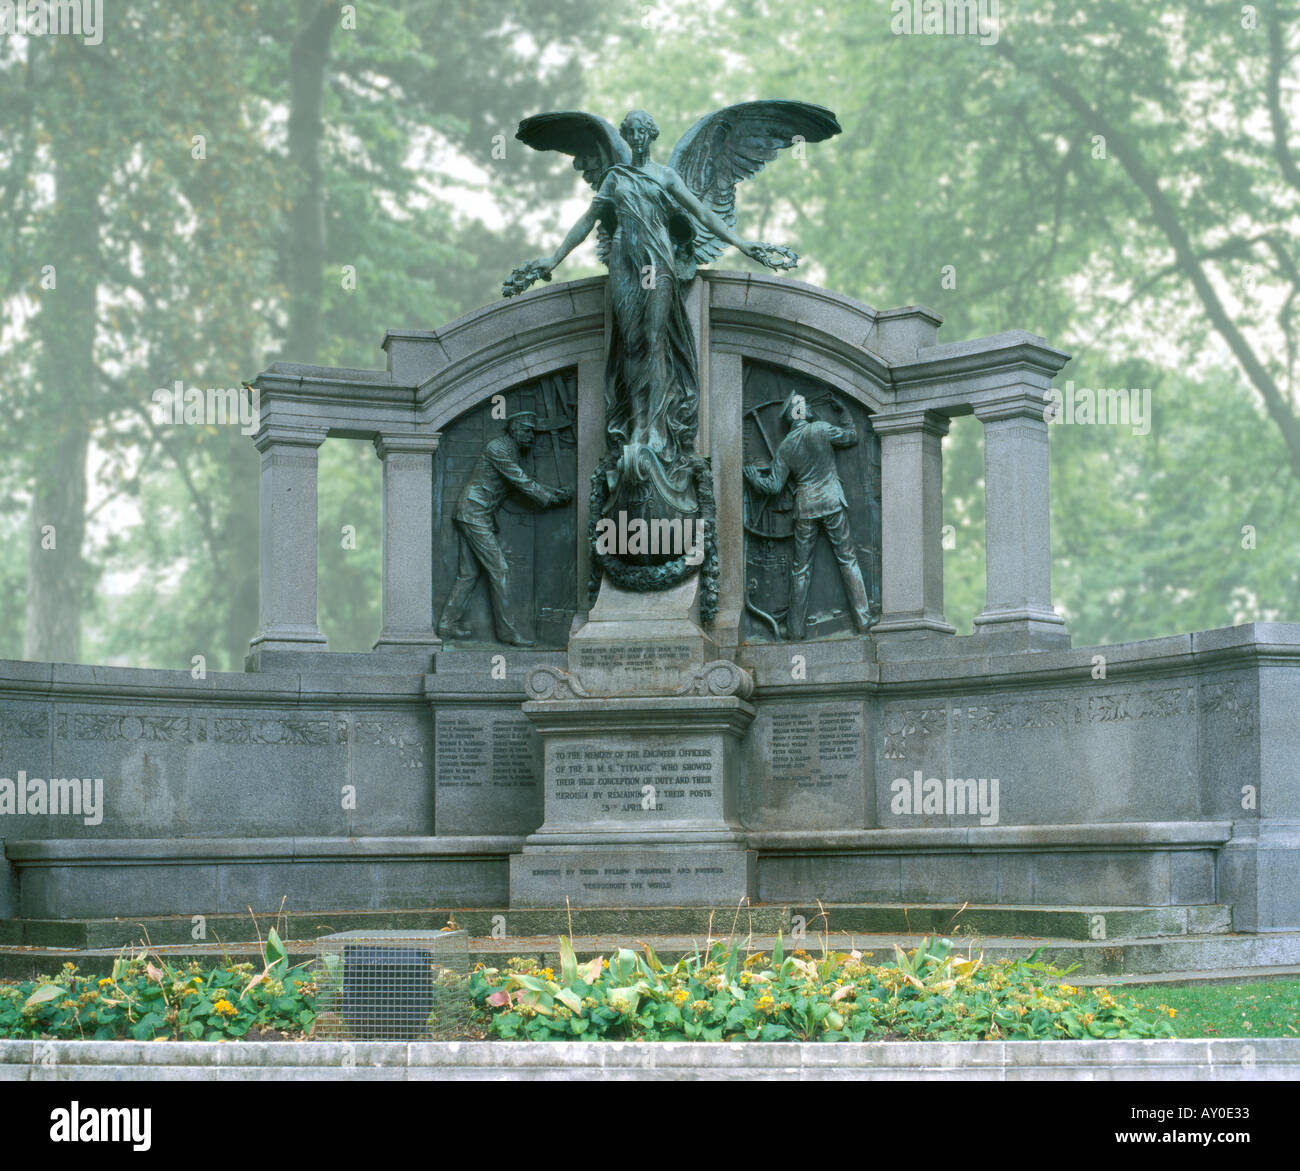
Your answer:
1,0 -> 1297,665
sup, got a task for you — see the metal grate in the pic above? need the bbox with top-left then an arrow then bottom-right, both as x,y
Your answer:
308,930 -> 471,1041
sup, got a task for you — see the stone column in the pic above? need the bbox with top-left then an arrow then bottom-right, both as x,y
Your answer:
574,356 -> 606,610
871,410 -> 955,643
972,398 -> 1068,648
686,275 -> 710,451
249,426 -> 328,653
373,433 -> 441,654
708,349 -> 744,658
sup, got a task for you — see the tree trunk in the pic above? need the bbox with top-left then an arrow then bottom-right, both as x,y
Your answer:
284,0 -> 339,364
23,152 -> 99,664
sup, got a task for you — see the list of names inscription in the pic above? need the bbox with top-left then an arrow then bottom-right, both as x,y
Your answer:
435,709 -> 543,834
768,703 -> 862,793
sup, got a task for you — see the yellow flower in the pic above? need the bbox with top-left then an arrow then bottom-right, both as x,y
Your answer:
1167,1008 -> 1177,1018
97,978 -> 114,988
673,989 -> 689,1005
212,998 -> 238,1018
1058,984 -> 1078,996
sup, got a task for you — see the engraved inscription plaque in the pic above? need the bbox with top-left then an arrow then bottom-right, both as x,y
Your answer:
549,740 -> 721,825
569,638 -> 700,695
435,708 -> 543,835
744,699 -> 867,829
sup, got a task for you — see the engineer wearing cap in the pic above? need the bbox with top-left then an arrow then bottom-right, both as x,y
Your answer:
743,392 -> 874,640
438,411 -> 573,647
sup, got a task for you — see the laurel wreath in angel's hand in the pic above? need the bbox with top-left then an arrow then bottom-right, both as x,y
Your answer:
502,259 -> 554,298
747,243 -> 801,271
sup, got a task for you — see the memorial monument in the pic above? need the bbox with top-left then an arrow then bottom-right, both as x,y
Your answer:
503,101 -> 842,905
0,99 -> 1297,955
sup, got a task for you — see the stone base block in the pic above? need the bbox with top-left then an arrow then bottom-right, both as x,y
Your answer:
512,689 -> 756,907
372,629 -> 442,655
247,624 -> 328,655
971,608 -> 1070,653
756,844 -> 1220,908
509,844 -> 756,907
520,695 -> 755,835
565,576 -> 718,696
7,837 -> 517,918
1217,822 -> 1300,932
871,626 -> 957,662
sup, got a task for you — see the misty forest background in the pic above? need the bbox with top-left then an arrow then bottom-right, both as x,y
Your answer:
2,0 -> 1298,670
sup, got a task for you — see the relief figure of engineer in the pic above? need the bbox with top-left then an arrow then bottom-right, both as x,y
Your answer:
743,391 -> 874,640
438,411 -> 573,647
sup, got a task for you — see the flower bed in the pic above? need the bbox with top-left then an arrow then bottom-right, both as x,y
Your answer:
0,931 -> 315,1041
470,936 -> 1179,1042
2,934 -> 1183,1043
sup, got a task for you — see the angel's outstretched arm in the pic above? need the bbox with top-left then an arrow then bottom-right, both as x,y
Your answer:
506,197 -> 600,296
546,201 -> 600,271
666,174 -> 756,256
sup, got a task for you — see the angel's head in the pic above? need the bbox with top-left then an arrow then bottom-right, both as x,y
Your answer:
619,110 -> 659,161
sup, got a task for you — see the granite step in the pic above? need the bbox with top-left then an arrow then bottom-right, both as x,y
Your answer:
0,901 -> 1232,952
2,927 -> 1296,983
1071,966 -> 1300,987
789,903 -> 1232,940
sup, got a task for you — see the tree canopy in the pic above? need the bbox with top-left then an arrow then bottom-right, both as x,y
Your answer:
0,0 -> 1295,663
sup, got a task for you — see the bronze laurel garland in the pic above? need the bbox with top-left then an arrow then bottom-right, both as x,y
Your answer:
587,454 -> 719,624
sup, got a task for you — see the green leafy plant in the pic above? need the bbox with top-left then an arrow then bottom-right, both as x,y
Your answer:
0,931 -> 317,1042
468,936 -> 1178,1043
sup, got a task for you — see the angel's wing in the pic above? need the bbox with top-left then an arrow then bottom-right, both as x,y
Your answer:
516,111 -> 631,189
669,101 -> 841,265
516,111 -> 631,265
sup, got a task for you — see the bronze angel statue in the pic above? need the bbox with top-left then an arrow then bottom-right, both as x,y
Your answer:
504,102 -> 841,609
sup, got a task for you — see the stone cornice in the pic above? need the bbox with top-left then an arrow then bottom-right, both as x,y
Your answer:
252,424 -> 327,452
869,408 -> 952,438
748,821 -> 1235,853
374,432 -> 441,458
4,836 -> 526,865
973,389 -> 1055,423
890,331 -> 1072,391
253,364 -> 410,398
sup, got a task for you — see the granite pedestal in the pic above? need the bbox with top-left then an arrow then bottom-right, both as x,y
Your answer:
510,578 -> 757,907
